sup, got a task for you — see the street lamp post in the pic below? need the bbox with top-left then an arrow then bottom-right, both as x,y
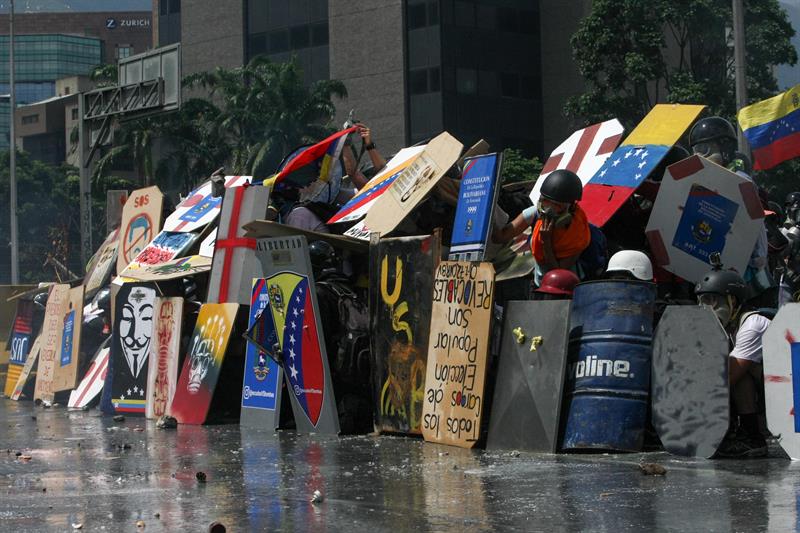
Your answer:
8,0 -> 18,284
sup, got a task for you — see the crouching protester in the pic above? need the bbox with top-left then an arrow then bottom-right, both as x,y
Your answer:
494,169 -> 591,287
695,269 -> 774,458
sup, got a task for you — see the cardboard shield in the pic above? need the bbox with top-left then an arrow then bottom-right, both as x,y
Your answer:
105,283 -> 157,415
117,186 -> 164,273
448,153 -> 502,262
162,175 -> 251,233
254,236 -> 339,434
171,303 -> 240,425
121,255 -> 212,282
327,146 -> 426,226
580,104 -> 705,227
11,335 -> 41,400
34,284 -> 70,403
240,278 -> 284,431
245,219 -> 368,253
486,300 -> 570,452
84,228 -> 119,294
199,229 -> 216,257
645,155 -> 765,283
207,185 -> 271,305
652,306 -> 730,458
68,338 -> 110,410
763,303 -> 800,460
361,132 -> 463,239
146,297 -> 183,419
52,286 -> 85,393
4,299 -> 35,397
529,119 -> 624,207
370,233 -> 441,435
120,230 -> 199,278
421,261 -> 495,448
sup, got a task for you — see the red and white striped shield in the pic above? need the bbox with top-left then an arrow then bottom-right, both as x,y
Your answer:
68,346 -> 110,410
529,119 -> 624,206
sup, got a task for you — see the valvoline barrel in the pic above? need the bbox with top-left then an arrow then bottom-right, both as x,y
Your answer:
561,280 -> 656,452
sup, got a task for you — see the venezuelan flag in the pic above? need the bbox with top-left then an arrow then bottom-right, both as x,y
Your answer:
738,84 -> 800,170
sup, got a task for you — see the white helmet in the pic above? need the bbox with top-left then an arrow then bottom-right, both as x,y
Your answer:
606,250 -> 653,281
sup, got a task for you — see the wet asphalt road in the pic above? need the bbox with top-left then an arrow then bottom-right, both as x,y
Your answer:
1,399 -> 799,532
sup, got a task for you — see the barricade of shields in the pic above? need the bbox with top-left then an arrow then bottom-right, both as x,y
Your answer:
4,104 -> 800,463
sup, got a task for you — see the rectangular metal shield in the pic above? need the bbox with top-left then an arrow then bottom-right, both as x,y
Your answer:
486,300 -> 571,453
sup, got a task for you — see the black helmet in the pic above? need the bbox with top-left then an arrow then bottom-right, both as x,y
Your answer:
92,287 -> 111,314
309,240 -> 340,273
33,290 -> 49,310
785,192 -> 800,207
695,269 -> 748,303
539,169 -> 582,203
689,117 -> 738,146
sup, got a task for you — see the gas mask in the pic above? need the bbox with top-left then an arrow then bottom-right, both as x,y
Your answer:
537,201 -> 573,227
698,293 -> 738,327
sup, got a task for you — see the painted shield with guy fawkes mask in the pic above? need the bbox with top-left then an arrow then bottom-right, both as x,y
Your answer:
109,284 -> 156,416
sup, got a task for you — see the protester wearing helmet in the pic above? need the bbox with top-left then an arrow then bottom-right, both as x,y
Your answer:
695,268 -> 771,458
605,250 -> 654,281
533,269 -> 580,300
786,191 -> 800,227
494,169 -> 590,286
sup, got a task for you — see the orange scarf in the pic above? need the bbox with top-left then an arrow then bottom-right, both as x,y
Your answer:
531,205 -> 591,263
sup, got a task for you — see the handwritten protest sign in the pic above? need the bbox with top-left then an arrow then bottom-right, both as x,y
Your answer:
422,261 -> 494,448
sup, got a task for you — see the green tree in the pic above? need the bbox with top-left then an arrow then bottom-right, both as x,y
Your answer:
501,148 -> 543,184
566,0 -> 797,128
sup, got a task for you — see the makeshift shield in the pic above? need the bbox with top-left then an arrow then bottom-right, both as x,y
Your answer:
52,286 -> 85,393
84,228 -> 119,295
171,303 -> 242,425
370,232 -> 441,435
530,119 -> 624,207
68,338 -> 110,410
449,153 -> 502,262
652,306 -> 730,458
421,261 -> 495,448
4,299 -> 35,397
11,335 -> 41,400
146,297 -> 183,419
116,186 -> 164,273
763,303 -> 800,460
120,230 -> 199,278
240,278 -> 284,432
162,175 -> 251,233
104,283 -> 157,416
207,184 -> 271,305
486,300 -> 571,452
121,255 -> 212,282
580,104 -> 705,227
253,235 -> 340,434
645,155 -> 765,284
33,284 -> 70,404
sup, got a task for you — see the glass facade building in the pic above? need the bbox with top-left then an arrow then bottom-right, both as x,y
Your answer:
0,33 -> 101,149
245,0 -> 330,85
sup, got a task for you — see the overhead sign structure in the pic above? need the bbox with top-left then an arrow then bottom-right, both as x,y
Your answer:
33,284 -> 71,404
146,297 -> 183,419
370,232 -> 441,435
652,306 -> 730,458
327,146 -> 426,226
645,155 -> 764,283
162,176 -> 251,233
253,235 -> 340,434
449,153 -> 503,262
421,261 -> 495,448
486,300 -> 571,453
116,186 -> 164,273
529,119 -> 624,206
580,104 -> 705,227
240,278 -> 284,431
357,132 -> 463,240
171,303 -> 241,425
763,303 -> 800,460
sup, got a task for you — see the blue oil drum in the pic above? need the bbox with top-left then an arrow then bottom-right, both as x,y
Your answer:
561,280 -> 657,452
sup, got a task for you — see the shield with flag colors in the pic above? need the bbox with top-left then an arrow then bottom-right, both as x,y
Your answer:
580,104 -> 705,227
